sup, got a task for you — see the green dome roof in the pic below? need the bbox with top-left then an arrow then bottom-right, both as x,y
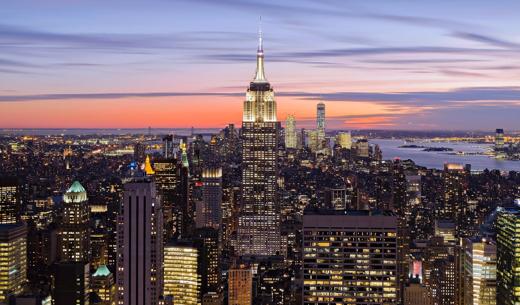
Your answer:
93,265 -> 111,277
67,181 -> 86,193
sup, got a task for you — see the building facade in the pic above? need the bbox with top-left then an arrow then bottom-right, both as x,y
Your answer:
59,181 -> 90,262
302,209 -> 399,304
285,115 -> 297,149
116,178 -> 163,305
0,177 -> 19,224
196,168 -> 222,230
228,264 -> 253,305
463,238 -> 496,305
496,206 -> 520,305
0,224 -> 27,304
163,241 -> 200,305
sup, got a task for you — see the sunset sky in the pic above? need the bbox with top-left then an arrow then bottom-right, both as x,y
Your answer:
1,0 -> 520,130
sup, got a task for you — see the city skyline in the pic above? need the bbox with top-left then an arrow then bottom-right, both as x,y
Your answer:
1,1 -> 520,130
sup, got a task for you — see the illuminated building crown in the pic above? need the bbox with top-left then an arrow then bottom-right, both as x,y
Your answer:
64,181 -> 88,203
243,20 -> 277,123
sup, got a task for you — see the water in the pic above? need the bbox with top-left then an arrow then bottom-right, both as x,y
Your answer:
372,139 -> 520,171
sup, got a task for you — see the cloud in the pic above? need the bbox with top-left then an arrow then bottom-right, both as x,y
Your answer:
204,46 -> 514,66
0,23 -> 253,59
452,32 -> 520,49
284,87 -> 520,107
0,92 -> 243,102
186,0 -> 479,32
1,86 -> 519,109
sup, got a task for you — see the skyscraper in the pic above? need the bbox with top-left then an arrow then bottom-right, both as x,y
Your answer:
53,262 -> 90,305
228,264 -> 253,305
196,168 -> 222,230
163,240 -> 200,305
316,102 -> 325,148
285,115 -> 297,149
237,28 -> 281,256
335,131 -> 351,149
163,134 -> 175,159
116,177 -> 163,305
0,223 -> 27,303
463,237 -> 496,305
441,163 -> 471,239
302,209 -> 399,304
495,128 -> 505,150
496,206 -> 520,305
92,265 -> 116,305
59,181 -> 90,262
0,176 -> 19,224
153,151 -> 191,240
194,228 -> 222,301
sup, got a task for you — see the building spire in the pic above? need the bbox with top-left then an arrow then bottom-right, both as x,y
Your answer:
258,16 -> 263,53
253,16 -> 267,82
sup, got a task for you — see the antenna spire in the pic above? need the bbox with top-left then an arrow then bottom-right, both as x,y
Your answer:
253,16 -> 266,82
258,16 -> 263,52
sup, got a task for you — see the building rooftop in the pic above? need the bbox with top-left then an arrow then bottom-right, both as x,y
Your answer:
67,181 -> 86,193
92,265 -> 111,277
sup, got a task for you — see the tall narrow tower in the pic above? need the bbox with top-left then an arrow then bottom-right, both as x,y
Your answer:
316,102 -> 326,148
237,26 -> 282,256
116,177 -> 163,305
60,181 -> 90,262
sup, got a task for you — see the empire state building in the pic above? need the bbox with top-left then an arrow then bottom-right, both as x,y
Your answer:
237,29 -> 282,256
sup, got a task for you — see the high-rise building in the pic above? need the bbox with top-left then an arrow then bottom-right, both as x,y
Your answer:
53,262 -> 90,305
59,181 -> 90,262
335,132 -> 351,149
116,178 -> 163,305
404,280 -> 432,305
163,241 -> 200,305
133,143 -> 145,163
154,156 -> 189,239
0,224 -> 27,304
285,115 -> 297,149
323,187 -> 347,210
194,228 -> 221,300
237,28 -> 281,256
196,168 -> 222,230
463,237 -> 496,305
228,264 -> 253,305
302,209 -> 399,304
306,130 -> 319,152
316,102 -> 325,148
355,138 -> 369,158
429,256 -> 456,305
92,265 -> 116,305
441,163 -> 471,239
496,206 -> 520,305
495,128 -> 505,150
163,135 -> 175,158
0,176 -> 19,224
26,224 -> 57,293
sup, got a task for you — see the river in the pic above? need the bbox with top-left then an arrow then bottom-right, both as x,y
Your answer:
371,139 -> 520,171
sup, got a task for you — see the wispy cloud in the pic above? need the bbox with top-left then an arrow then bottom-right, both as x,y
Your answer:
452,31 -> 520,49
1,87 -> 519,109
